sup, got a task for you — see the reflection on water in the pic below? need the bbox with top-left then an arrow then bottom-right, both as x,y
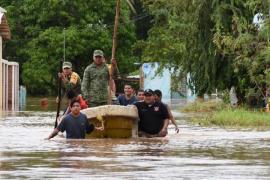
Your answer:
1,99 -> 270,179
22,96 -> 67,112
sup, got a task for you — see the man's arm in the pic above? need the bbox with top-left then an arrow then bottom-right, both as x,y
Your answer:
158,103 -> 170,137
85,118 -> 104,133
167,105 -> 179,133
45,117 -> 66,140
81,67 -> 90,99
64,72 -> 80,90
158,118 -> 169,137
56,73 -> 67,100
45,128 -> 60,140
85,123 -> 95,134
110,58 -> 120,79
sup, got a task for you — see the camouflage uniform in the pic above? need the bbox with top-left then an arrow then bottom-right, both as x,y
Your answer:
81,63 -> 110,107
82,49 -> 119,107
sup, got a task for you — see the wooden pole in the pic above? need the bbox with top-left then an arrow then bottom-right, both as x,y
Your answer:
54,59 -> 63,128
112,0 -> 120,60
108,0 -> 120,105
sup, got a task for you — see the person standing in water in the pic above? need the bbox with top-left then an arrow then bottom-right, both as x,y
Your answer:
134,89 -> 170,138
153,89 -> 179,133
45,100 -> 103,140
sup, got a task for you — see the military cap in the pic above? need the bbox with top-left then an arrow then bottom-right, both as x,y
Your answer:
62,61 -> 72,69
93,50 -> 104,57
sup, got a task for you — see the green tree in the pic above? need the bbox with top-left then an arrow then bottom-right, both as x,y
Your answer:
139,0 -> 270,103
2,0 -> 136,95
137,0 -> 224,96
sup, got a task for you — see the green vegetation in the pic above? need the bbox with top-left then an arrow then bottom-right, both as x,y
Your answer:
183,101 -> 270,128
182,100 -> 229,112
2,0 -> 270,104
193,109 -> 270,128
138,0 -> 270,103
2,0 -> 140,95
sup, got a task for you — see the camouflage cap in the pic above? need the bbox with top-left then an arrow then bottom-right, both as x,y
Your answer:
62,61 -> 72,69
93,50 -> 104,57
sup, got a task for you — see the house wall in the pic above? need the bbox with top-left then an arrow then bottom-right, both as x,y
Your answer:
141,63 -> 196,104
141,63 -> 171,104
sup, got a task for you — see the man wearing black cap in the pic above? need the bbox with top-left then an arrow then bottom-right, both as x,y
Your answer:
154,89 -> 179,133
134,89 -> 170,137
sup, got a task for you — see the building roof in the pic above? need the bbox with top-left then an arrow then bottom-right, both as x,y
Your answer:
0,7 -> 10,40
0,7 -> 7,13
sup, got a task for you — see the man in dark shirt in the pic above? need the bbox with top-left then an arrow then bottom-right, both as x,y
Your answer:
154,89 -> 179,133
134,89 -> 170,137
117,84 -> 137,106
45,100 -> 103,140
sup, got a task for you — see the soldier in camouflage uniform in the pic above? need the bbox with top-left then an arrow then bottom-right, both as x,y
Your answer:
81,50 -> 118,107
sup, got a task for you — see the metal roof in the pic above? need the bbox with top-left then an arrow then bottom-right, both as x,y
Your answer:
0,7 -> 7,13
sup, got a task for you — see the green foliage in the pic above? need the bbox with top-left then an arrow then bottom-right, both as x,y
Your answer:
2,0 -> 137,95
219,89 -> 231,104
193,109 -> 270,129
139,0 -> 270,103
181,100 -> 228,113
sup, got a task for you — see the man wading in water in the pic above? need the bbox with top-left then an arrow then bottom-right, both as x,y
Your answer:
45,100 -> 103,140
134,89 -> 170,138
153,89 -> 179,133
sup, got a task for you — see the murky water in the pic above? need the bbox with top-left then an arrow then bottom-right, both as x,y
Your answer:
1,98 -> 270,179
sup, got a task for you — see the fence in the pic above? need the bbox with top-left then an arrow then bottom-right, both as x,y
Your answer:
1,59 -> 19,110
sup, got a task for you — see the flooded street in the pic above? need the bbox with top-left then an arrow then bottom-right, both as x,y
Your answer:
1,99 -> 270,179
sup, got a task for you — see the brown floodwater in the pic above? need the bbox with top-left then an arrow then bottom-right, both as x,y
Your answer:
0,98 -> 270,179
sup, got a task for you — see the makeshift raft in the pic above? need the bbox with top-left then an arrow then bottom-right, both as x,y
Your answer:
81,105 -> 139,138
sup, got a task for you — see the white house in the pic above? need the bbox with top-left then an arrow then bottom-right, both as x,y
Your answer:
140,63 -> 195,104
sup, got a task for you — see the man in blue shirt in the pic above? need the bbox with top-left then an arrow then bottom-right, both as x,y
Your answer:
117,84 -> 137,106
136,89 -> 145,102
45,100 -> 103,140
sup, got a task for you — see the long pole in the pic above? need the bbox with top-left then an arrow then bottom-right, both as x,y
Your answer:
112,0 -> 120,60
108,0 -> 120,104
54,28 -> 65,128
54,59 -> 63,128
64,28 -> 66,62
